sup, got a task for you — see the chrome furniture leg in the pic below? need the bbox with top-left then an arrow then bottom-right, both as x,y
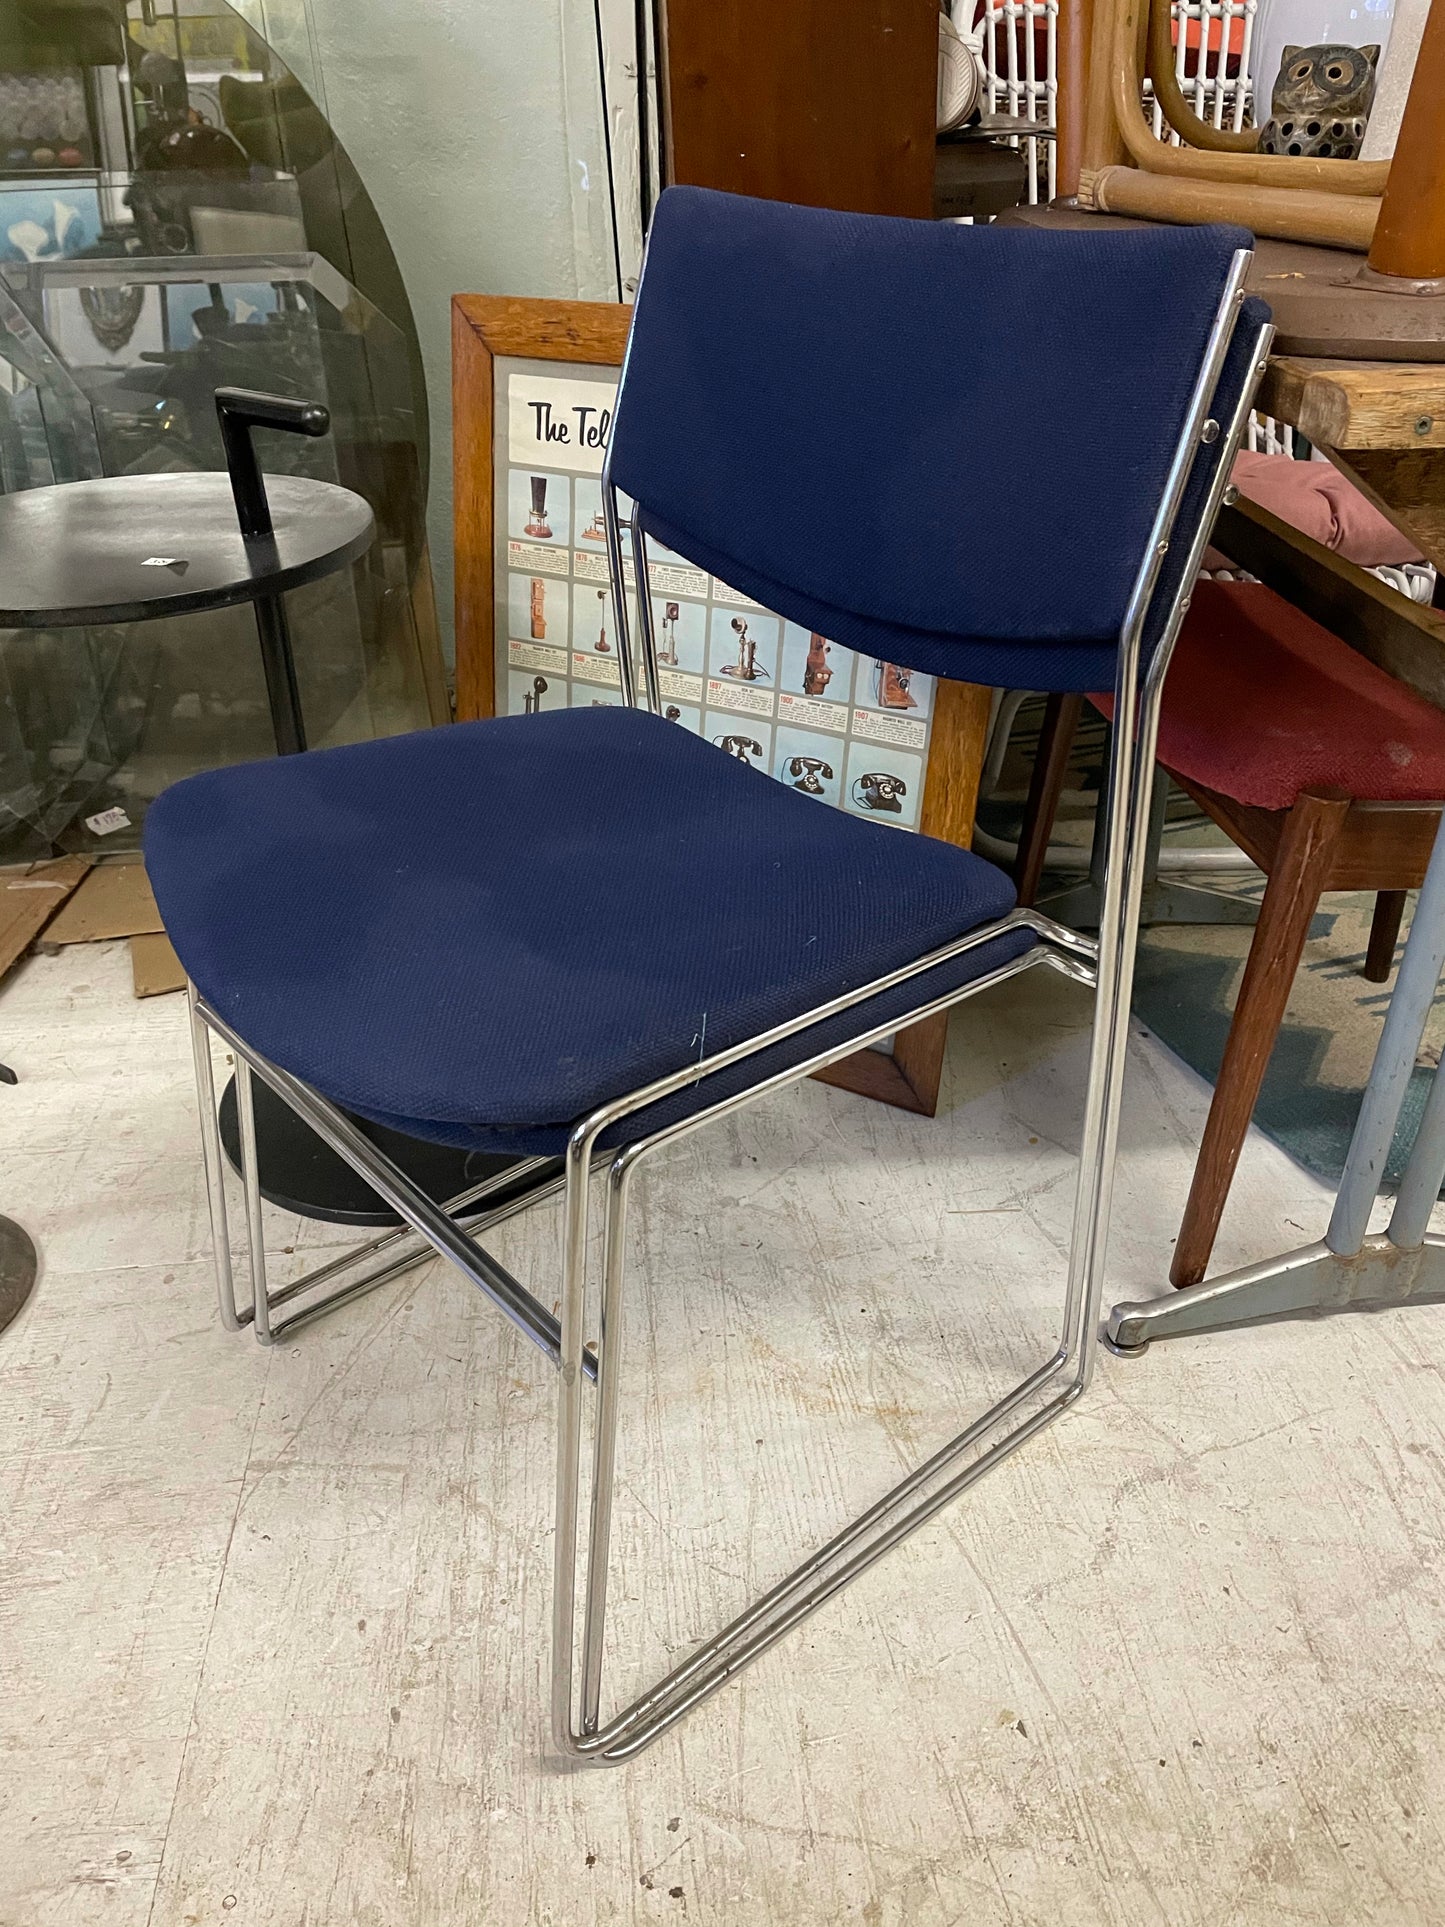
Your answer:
189,980 -> 244,1331
191,925 -> 1097,1760
1108,811 -> 1445,1352
236,1059 -> 272,1343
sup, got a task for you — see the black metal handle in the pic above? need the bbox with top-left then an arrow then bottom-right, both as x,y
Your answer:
214,386 -> 329,758
214,386 -> 330,541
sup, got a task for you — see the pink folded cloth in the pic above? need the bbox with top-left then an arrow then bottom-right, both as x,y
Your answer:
1204,448 -> 1424,570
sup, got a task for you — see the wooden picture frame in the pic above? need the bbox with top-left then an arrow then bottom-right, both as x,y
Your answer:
451,293 -> 993,1116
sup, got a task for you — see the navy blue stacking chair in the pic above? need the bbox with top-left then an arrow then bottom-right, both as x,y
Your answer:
146,186 -> 1272,1762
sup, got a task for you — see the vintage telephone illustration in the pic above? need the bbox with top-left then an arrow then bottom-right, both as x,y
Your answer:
663,705 -> 682,723
523,675 -> 548,714
851,770 -> 907,814
592,587 -> 610,653
580,507 -> 606,543
874,662 -> 918,710
802,633 -> 832,696
524,474 -> 551,539
714,734 -> 763,767
657,600 -> 681,665
721,616 -> 769,681
529,576 -> 546,640
787,755 -> 833,796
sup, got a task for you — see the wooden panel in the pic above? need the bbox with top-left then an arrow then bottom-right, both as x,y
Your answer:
1175,779 -> 1283,871
811,1038 -> 938,1115
451,297 -> 633,724
1177,780 -> 1442,892
919,678 -> 994,849
1324,446 -> 1445,575
661,0 -> 937,216
1257,357 -> 1445,450
1326,801 -> 1443,890
1210,496 -> 1445,709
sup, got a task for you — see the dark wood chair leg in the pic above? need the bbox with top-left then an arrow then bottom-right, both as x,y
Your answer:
1014,692 -> 1082,907
1170,788 -> 1353,1290
1364,889 -> 1408,983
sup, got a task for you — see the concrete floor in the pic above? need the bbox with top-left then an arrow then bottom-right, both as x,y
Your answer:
2,940 -> 1443,1926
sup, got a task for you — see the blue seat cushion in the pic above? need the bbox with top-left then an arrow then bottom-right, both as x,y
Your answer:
145,708 -> 1035,1155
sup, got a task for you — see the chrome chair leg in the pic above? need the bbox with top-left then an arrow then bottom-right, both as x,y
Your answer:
235,1058 -> 273,1345
545,657 -> 1169,1761
551,1114 -> 1083,1761
193,933 -> 1105,1761
1062,672 -> 1167,1388
549,858 -> 1156,1757
579,1145 -> 636,1736
188,981 -> 245,1332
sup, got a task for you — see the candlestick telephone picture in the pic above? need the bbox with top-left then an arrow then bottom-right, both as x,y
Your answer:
650,594 -> 707,674
708,606 -> 780,687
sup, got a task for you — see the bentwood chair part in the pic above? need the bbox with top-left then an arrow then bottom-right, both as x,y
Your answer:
145,187 -> 1272,1761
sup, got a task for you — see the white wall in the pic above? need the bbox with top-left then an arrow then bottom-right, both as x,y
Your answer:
297,0 -> 620,661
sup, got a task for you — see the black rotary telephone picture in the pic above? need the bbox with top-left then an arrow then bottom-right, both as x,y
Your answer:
851,770 -> 907,813
787,755 -> 834,795
714,734 -> 763,766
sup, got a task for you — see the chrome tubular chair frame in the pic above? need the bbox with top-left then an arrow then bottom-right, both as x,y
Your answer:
181,258 -> 1270,1761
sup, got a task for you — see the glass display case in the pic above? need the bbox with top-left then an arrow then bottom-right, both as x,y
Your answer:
0,0 -> 445,860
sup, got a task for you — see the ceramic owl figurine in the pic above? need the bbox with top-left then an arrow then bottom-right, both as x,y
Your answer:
1258,43 -> 1379,160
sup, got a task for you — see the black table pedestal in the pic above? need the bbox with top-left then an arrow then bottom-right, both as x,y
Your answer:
0,1216 -> 38,1336
216,1071 -> 554,1228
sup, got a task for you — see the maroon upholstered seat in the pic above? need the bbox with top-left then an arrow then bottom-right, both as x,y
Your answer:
1096,580 -> 1445,810
1022,578 -> 1445,1299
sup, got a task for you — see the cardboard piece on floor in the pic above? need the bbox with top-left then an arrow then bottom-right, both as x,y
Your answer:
130,931 -> 187,1000
0,857 -> 92,983
42,860 -> 164,946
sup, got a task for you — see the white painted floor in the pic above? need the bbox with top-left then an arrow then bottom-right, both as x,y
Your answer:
2,940 -> 1443,1926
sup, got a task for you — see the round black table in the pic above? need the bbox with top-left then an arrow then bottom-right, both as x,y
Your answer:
0,470 -> 374,629
0,469 -> 371,761
0,398 -> 525,1228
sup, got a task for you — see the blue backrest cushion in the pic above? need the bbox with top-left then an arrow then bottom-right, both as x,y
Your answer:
609,187 -> 1254,656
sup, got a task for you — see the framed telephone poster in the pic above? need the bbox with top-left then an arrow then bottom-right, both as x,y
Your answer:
452,295 -> 992,1116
